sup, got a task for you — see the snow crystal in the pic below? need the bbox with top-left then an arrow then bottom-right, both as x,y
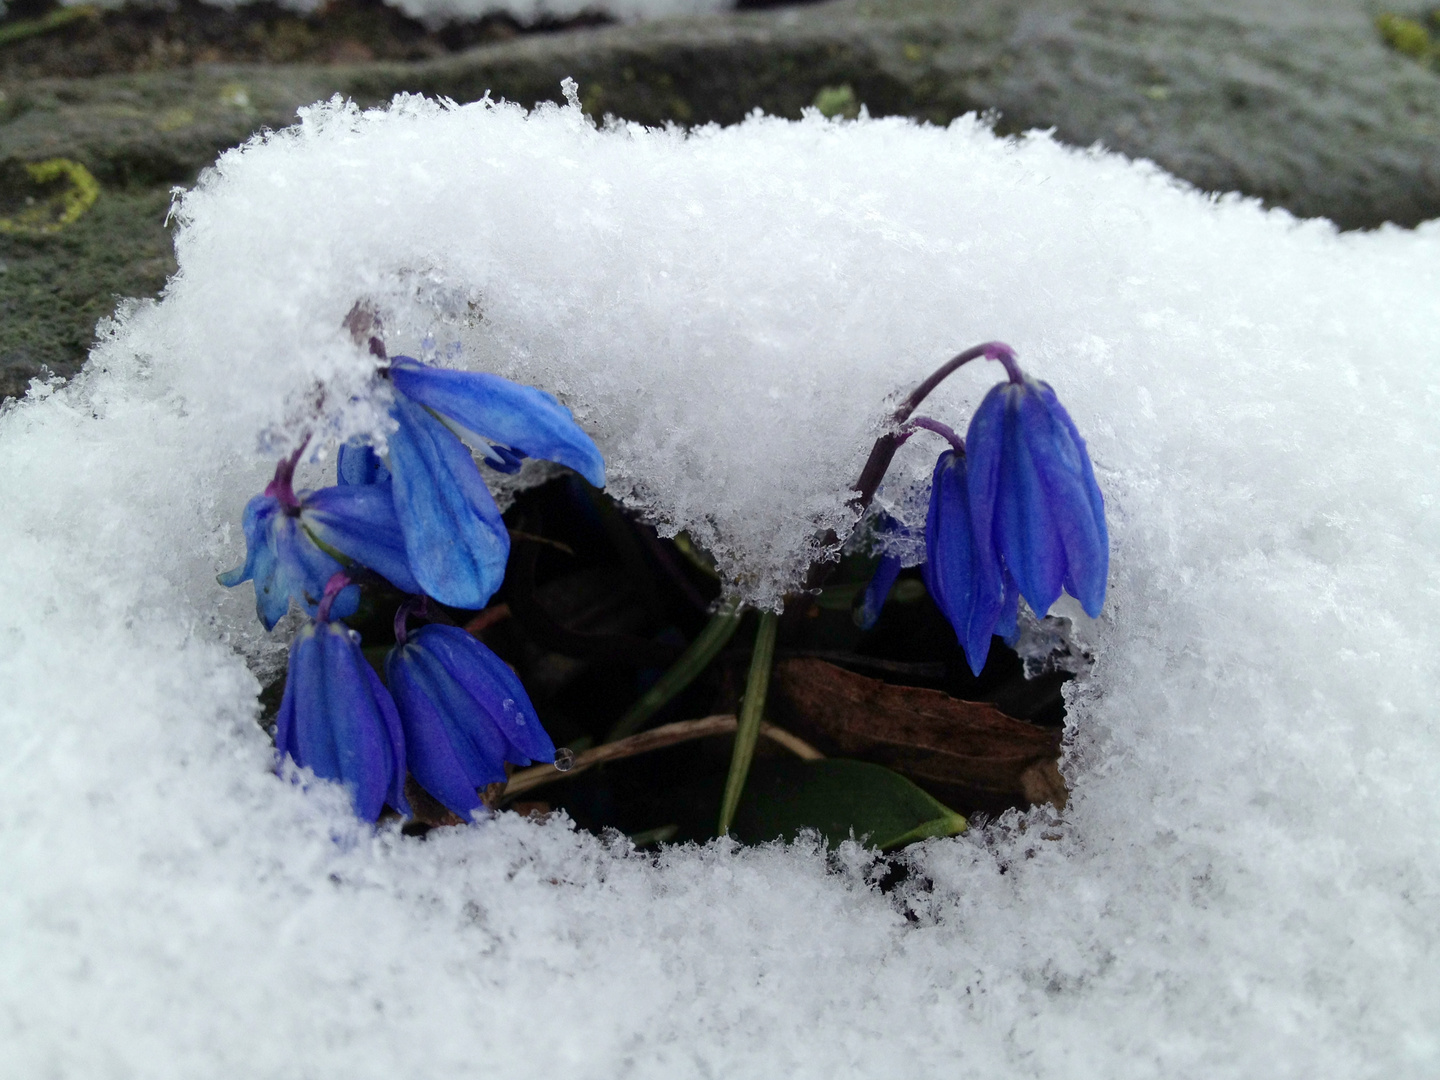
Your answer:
2,90 -> 1439,1078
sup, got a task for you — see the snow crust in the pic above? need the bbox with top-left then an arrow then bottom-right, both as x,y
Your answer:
2,92 -> 1439,1077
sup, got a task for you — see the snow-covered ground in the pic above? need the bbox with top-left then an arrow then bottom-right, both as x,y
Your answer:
1,91 -> 1437,1078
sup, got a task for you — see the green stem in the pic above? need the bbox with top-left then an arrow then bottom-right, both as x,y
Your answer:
716,610 -> 779,837
604,597 -> 744,742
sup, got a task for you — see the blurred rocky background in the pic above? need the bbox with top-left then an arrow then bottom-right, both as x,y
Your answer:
3,0 -> 1440,401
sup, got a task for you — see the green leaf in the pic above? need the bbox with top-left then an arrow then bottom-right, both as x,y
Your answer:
731,758 -> 967,851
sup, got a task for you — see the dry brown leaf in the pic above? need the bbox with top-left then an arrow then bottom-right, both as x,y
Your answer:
770,657 -> 1067,814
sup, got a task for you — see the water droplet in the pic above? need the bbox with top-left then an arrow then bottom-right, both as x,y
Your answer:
553,748 -> 575,772
347,629 -> 361,643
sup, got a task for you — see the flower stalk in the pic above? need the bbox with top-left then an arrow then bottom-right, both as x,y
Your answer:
716,610 -> 780,837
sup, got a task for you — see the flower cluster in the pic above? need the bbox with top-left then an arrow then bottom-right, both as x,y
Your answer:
222,353 -> 603,820
877,344 -> 1108,675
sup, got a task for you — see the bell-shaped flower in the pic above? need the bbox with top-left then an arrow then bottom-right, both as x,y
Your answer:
965,377 -> 1108,620
219,491 -> 360,630
381,356 -> 606,610
220,454 -> 420,627
385,623 -> 555,817
923,448 -> 1009,674
275,606 -> 410,822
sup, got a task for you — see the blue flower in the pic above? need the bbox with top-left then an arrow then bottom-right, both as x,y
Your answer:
381,357 -> 606,610
220,458 -> 420,628
923,448 -> 1010,674
219,491 -> 360,630
965,376 -> 1108,621
385,623 -> 554,817
275,613 -> 410,822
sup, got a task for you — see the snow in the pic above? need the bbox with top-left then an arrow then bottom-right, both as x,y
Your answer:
2,90 -> 1439,1078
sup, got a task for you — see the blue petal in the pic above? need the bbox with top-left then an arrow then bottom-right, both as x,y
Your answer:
302,482 -> 422,595
391,357 -> 606,488
1024,382 -> 1108,617
995,570 -> 1021,646
856,552 -> 902,631
284,624 -> 340,782
217,493 -> 277,588
388,394 -> 511,609
988,383 -> 1066,617
925,450 -> 1004,676
387,636 -> 510,815
272,513 -> 358,621
219,494 -> 291,629
337,443 -> 390,486
273,623 -> 310,766
416,624 -> 554,765
387,653 -> 485,816
279,621 -> 409,821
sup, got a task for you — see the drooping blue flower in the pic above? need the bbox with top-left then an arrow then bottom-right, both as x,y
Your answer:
219,491 -> 360,631
385,623 -> 555,817
965,376 -> 1108,620
220,456 -> 419,628
923,448 -> 1008,674
380,356 -> 607,610
275,610 -> 410,822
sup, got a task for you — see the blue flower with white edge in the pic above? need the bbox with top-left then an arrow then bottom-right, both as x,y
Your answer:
274,577 -> 410,822
965,366 -> 1108,621
386,619 -> 555,818
379,356 -> 606,610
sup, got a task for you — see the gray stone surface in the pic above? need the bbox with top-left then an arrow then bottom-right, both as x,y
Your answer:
5,0 -> 1440,397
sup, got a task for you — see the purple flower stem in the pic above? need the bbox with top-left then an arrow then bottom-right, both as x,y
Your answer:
904,416 -> 966,455
795,342 -> 1018,595
264,435 -> 311,514
850,340 -> 1017,515
316,572 -> 352,623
